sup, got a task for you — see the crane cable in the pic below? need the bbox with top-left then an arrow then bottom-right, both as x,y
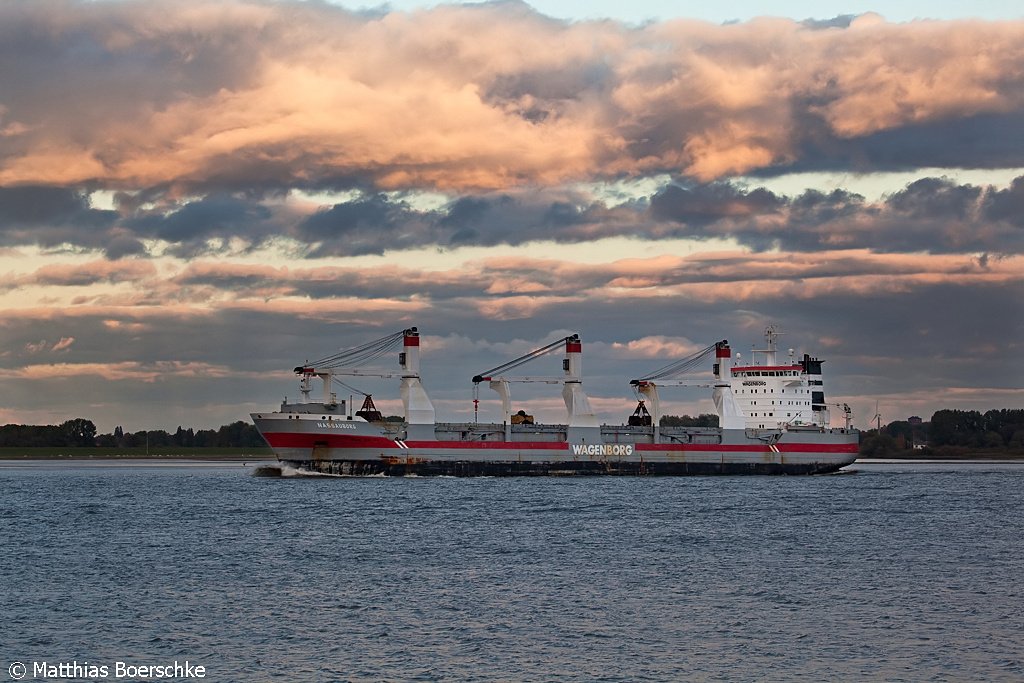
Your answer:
471,334 -> 577,384
307,329 -> 407,369
634,341 -> 722,382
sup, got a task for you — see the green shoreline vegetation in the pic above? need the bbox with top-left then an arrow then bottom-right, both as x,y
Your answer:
0,419 -> 273,459
857,409 -> 1024,460
0,447 -> 274,460
1,409 -> 1022,460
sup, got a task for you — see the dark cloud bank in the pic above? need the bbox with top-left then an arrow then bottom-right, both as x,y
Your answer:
2,175 -> 1022,258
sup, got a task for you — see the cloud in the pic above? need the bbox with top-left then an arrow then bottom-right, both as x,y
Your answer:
0,186 -> 119,253
774,111 -> 1024,176
3,260 -> 157,289
650,176 -> 1024,255
5,248 -> 1021,319
0,360 -> 240,382
650,183 -> 784,225
51,336 -> 75,352
21,336 -> 76,355
0,2 -> 1023,195
126,194 -> 273,243
607,336 -> 704,359
985,176 -> 1024,227
2,172 -> 1019,259
24,340 -> 48,355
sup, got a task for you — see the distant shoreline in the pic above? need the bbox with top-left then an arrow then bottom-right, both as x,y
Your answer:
0,447 -> 275,461
858,450 -> 1024,461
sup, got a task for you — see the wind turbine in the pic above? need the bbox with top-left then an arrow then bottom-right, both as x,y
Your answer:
871,400 -> 882,432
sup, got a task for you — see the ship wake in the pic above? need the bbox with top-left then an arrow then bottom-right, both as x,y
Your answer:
252,463 -> 349,478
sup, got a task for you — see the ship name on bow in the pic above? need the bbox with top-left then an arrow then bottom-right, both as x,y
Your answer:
316,422 -> 357,430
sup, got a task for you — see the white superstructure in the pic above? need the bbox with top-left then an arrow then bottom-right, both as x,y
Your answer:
729,326 -> 837,430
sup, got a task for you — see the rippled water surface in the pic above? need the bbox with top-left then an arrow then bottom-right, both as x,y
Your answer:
2,460 -> 1022,681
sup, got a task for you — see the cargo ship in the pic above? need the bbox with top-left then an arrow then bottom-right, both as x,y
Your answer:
251,327 -> 859,476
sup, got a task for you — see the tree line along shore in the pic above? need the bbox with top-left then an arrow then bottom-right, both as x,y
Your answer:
0,419 -> 272,458
1,409 -> 1022,459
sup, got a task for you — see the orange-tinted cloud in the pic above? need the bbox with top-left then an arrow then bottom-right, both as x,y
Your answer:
2,260 -> 157,290
608,336 -> 704,359
0,361 -> 241,382
1,2 -> 1023,191
4,249 -> 1021,319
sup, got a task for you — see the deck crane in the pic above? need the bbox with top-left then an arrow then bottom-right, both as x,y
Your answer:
629,340 -> 743,441
293,327 -> 435,437
472,333 -> 599,441
836,402 -> 855,430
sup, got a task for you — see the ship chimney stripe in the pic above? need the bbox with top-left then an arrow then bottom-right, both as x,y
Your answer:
566,341 -> 582,353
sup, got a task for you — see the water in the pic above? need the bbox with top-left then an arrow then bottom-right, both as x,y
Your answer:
1,460 -> 1022,682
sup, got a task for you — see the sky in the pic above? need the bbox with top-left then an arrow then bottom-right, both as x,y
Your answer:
1,0 -> 1022,433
